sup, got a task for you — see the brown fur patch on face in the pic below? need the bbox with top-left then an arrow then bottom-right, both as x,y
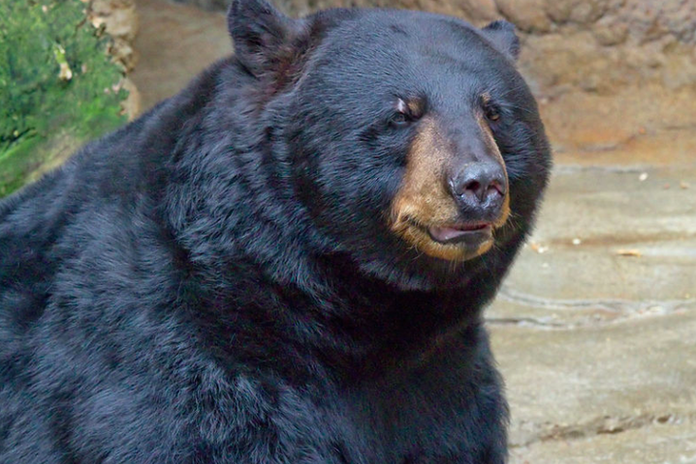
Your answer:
390,117 -> 476,261
389,115 -> 510,262
476,112 -> 511,227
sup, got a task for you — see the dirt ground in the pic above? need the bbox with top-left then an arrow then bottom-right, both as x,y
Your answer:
130,1 -> 696,461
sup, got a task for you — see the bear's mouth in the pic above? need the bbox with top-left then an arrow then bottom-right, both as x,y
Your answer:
427,222 -> 493,244
393,216 -> 499,262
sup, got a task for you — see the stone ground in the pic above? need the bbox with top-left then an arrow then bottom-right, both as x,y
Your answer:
131,1 -> 696,461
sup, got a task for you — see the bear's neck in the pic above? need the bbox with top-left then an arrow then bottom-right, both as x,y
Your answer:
178,237 -> 494,384
298,253 -> 490,380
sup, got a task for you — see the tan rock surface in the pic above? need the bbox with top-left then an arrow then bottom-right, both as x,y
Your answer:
87,0 -> 140,118
90,0 -> 139,70
129,0 -> 229,110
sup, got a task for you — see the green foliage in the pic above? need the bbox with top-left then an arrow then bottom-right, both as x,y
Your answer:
0,0 -> 128,196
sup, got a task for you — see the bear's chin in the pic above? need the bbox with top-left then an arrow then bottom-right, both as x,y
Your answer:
353,246 -> 490,292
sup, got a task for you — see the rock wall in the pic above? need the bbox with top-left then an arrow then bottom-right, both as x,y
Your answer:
171,0 -> 696,92
90,0 -> 139,71
90,0 -> 141,117
169,0 -> 696,156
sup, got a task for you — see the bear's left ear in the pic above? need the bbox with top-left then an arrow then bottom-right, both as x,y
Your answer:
481,20 -> 520,62
228,0 -> 299,77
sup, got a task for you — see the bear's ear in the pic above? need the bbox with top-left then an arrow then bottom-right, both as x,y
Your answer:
228,0 -> 298,76
481,20 -> 520,62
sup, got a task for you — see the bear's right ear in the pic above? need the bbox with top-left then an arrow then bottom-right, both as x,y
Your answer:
228,0 -> 297,77
481,20 -> 520,62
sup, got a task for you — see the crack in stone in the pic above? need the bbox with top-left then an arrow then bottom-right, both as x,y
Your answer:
485,316 -> 568,328
486,287 -> 694,329
498,286 -> 691,312
510,413 -> 690,448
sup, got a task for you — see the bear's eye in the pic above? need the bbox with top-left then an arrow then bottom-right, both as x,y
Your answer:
389,98 -> 418,128
481,93 -> 501,123
389,112 -> 410,127
485,105 -> 501,123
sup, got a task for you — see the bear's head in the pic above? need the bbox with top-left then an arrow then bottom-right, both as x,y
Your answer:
228,0 -> 551,290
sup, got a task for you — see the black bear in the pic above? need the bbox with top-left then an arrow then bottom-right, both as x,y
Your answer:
0,0 -> 551,462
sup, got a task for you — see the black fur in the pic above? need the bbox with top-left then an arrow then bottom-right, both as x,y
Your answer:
0,1 -> 551,462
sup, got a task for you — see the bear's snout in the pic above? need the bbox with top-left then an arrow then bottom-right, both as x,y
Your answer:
389,115 -> 511,262
447,160 -> 508,220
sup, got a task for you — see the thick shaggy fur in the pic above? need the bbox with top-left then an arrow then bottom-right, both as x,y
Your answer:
0,1 -> 551,463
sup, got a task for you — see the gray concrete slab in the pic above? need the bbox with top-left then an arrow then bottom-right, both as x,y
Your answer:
489,165 -> 696,462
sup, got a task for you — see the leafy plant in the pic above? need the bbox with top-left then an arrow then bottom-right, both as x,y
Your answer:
0,0 -> 128,196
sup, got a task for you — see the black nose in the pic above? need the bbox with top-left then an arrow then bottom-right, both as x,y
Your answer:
449,162 -> 507,209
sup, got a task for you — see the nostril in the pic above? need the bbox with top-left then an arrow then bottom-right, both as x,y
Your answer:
464,180 -> 482,195
488,179 -> 505,197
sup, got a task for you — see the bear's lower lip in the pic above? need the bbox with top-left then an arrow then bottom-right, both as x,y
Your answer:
427,223 -> 493,244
